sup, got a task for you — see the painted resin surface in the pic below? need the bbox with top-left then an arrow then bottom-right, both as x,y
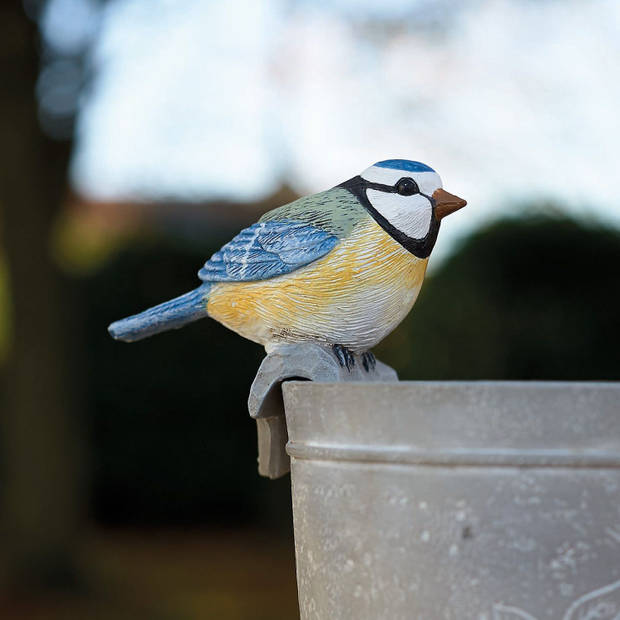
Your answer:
207,215 -> 427,352
108,159 -> 466,359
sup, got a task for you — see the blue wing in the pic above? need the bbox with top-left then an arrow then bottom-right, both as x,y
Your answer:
198,220 -> 339,282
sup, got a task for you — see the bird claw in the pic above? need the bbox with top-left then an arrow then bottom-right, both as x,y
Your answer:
362,351 -> 376,372
332,344 -> 355,371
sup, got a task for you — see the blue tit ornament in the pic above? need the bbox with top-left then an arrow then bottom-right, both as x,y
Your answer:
108,159 -> 466,370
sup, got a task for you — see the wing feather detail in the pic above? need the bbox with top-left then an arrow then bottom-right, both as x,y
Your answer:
198,220 -> 339,282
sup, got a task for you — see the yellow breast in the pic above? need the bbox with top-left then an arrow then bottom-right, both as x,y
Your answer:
207,216 -> 428,351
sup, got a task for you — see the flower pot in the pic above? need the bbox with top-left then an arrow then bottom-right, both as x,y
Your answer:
282,381 -> 620,620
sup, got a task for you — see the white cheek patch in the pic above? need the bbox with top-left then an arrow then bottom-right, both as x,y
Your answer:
360,166 -> 442,196
366,190 -> 432,240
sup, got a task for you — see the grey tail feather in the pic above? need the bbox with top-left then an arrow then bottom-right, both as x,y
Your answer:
108,284 -> 211,342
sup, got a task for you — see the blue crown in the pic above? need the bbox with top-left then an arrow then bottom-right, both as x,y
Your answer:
374,159 -> 435,173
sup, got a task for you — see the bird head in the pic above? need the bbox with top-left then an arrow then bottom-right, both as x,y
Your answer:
340,159 -> 466,259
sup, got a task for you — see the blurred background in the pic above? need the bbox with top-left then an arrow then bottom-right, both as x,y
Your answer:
1,0 -> 619,617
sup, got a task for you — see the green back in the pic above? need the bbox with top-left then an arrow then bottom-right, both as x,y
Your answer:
259,187 -> 369,238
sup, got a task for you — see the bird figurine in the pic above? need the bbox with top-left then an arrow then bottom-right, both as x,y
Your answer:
108,159 -> 466,371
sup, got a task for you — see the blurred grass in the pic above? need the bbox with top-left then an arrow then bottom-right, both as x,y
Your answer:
0,528 -> 299,620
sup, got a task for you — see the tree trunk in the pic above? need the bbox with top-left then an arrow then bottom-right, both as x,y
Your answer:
0,4 -> 83,589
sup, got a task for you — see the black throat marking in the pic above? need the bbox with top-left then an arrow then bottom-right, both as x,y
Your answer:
338,176 -> 440,259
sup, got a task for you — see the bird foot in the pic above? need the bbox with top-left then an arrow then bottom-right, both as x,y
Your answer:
332,344 -> 355,371
362,351 -> 376,372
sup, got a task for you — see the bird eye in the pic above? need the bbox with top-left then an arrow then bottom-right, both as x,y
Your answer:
396,177 -> 419,196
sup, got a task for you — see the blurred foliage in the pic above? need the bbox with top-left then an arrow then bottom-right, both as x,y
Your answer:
81,230 -> 292,528
51,208 -> 138,276
378,213 -> 620,380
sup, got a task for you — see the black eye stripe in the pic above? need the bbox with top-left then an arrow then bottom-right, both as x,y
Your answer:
353,180 -> 412,193
348,177 -> 421,196
338,175 -> 432,201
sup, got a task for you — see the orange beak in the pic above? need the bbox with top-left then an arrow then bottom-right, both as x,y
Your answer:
432,188 -> 467,220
